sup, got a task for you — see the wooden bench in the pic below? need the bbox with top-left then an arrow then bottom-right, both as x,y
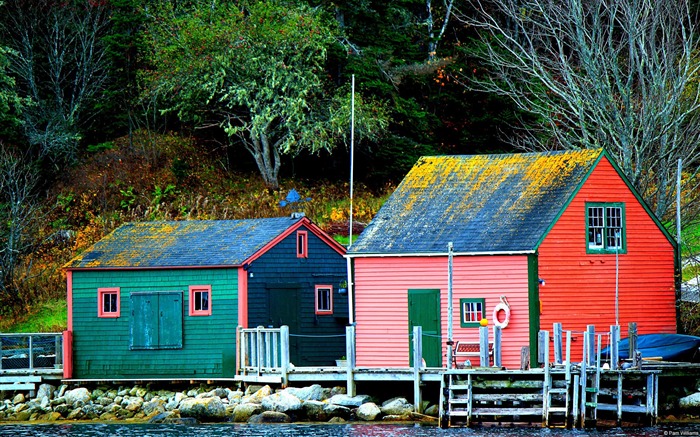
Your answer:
0,375 -> 41,395
454,341 -> 494,366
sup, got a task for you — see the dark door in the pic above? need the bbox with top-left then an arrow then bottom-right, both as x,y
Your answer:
408,289 -> 442,367
268,284 -> 302,365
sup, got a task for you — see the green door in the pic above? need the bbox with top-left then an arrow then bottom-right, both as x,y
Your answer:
130,292 -> 183,350
268,284 -> 302,365
408,289 -> 442,367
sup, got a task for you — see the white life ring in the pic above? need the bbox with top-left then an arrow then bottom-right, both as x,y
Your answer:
493,296 -> 511,329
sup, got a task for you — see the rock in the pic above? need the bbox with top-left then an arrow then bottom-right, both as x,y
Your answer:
54,404 -> 70,416
382,413 -> 412,421
328,394 -> 370,408
302,400 -> 327,421
357,402 -> 381,421
323,403 -> 351,419
679,392 -> 700,410
65,388 -> 90,406
232,403 -> 262,423
66,408 -> 83,420
179,396 -> 227,421
36,384 -> 56,401
380,397 -> 413,416
15,411 -> 31,421
261,391 -> 302,413
328,416 -> 347,423
46,411 -> 62,421
286,385 -> 324,401
245,385 -> 266,396
245,385 -> 272,404
423,404 -> 439,417
12,393 -> 25,405
248,411 -> 291,423
100,412 -> 118,420
142,399 -> 166,416
56,385 -> 68,398
122,397 -> 144,412
227,390 -> 243,405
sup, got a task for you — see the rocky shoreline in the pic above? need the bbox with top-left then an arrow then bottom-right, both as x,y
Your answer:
0,383 -> 439,424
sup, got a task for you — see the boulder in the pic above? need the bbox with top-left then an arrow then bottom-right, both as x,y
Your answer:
302,400 -> 327,421
380,397 -> 413,416
357,402 -> 381,421
65,388 -> 91,406
328,416 -> 347,423
142,398 -> 166,416
232,403 -> 262,423
227,390 -> 244,405
179,396 -> 227,422
245,385 -> 272,404
323,403 -> 352,419
328,394 -> 370,408
122,396 -> 144,412
36,384 -> 56,401
248,411 -> 291,423
679,392 -> 700,410
261,391 -> 302,413
286,385 -> 324,401
12,393 -> 25,405
423,404 -> 439,417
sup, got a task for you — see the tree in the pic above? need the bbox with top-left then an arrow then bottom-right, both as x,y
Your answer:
0,0 -> 111,166
144,0 -> 388,189
456,0 -> 700,224
0,148 -> 40,306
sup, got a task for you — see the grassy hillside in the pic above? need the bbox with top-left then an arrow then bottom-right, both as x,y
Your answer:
0,131 -> 391,332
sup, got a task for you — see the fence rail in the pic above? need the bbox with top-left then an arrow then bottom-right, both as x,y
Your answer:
0,333 -> 63,371
238,326 -> 289,377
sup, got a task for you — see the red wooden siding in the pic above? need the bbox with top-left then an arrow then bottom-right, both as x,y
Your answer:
538,157 -> 676,362
353,255 -> 531,368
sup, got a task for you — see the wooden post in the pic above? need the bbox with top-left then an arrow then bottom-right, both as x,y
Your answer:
610,325 -> 620,370
542,330 -> 550,426
628,322 -> 638,360
235,326 -> 241,375
479,326 -> 489,366
520,346 -> 530,370
572,374 -> 580,428
280,325 -> 289,386
553,323 -> 563,365
346,325 -> 356,396
586,325 -> 595,366
565,330 -> 572,367
0,335 -> 4,371
413,326 -> 423,413
28,335 -> 33,370
538,330 -> 547,366
493,325 -> 502,368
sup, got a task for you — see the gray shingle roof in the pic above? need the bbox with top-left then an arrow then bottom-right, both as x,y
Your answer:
65,217 -> 305,268
349,149 -> 602,255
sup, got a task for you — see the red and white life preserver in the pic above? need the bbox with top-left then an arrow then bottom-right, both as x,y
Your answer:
493,296 -> 511,329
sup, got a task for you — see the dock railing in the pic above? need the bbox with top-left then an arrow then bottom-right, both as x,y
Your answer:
0,333 -> 63,372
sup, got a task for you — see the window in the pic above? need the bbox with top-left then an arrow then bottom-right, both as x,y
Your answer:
315,285 -> 333,315
189,285 -> 212,316
130,292 -> 183,350
460,298 -> 485,328
98,288 -> 120,318
296,230 -> 308,258
586,203 -> 625,253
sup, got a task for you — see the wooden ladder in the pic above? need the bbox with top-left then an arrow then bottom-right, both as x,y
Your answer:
439,371 -> 472,428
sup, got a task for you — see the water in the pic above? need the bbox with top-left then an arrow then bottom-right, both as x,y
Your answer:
0,423 -> 697,437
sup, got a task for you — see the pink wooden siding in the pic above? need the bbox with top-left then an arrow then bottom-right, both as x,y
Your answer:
353,255 -> 530,369
538,157 -> 676,362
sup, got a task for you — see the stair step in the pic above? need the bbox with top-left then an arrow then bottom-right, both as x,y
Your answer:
547,407 -> 568,413
585,388 -> 598,393
585,402 -> 597,408
548,389 -> 567,394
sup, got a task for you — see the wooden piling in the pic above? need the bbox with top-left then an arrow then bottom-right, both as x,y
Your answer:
479,326 -> 489,366
346,325 -> 356,396
554,323 -> 563,365
413,325 -> 423,413
493,326 -> 502,368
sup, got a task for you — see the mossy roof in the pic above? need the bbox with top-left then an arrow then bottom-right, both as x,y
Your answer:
65,217 -> 306,269
349,149 -> 603,255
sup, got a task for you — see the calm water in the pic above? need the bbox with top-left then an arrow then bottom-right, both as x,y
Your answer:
0,423 -> 697,437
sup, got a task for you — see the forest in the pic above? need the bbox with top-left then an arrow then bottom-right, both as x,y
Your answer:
0,0 -> 699,330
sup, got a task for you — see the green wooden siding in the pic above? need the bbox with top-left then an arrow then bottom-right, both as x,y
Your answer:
71,268 -> 237,379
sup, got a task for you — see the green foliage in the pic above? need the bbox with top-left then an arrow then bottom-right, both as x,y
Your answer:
151,184 -> 176,206
86,141 -> 115,153
143,0 -> 389,188
119,186 -> 136,210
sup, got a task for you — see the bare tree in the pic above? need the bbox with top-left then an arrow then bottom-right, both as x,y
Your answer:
0,0 -> 111,166
455,0 -> 700,225
0,148 -> 40,306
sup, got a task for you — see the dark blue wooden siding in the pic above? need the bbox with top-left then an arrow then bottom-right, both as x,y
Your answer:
246,225 -> 348,366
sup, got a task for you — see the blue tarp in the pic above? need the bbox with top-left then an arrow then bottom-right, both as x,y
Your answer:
602,333 -> 700,362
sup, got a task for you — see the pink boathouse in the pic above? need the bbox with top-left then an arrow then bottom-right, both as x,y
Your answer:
346,149 -> 677,369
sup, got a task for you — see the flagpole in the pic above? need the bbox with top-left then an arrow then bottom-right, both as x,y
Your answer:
347,75 -> 356,325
